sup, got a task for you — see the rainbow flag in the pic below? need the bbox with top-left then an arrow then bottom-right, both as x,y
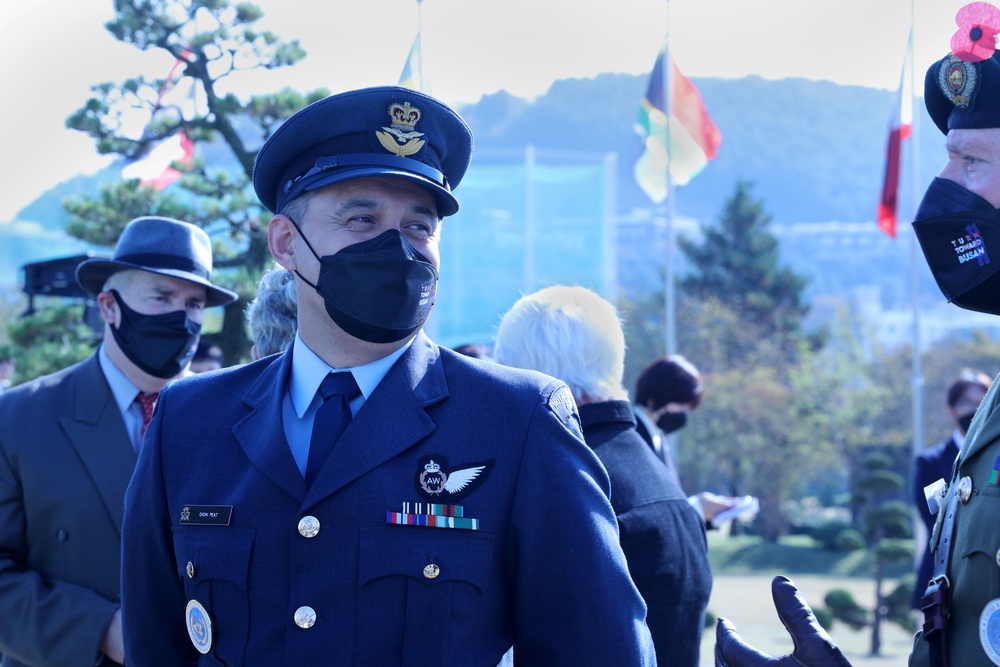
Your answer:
634,43 -> 721,203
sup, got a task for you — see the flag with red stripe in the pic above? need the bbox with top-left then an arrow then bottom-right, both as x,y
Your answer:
877,30 -> 913,237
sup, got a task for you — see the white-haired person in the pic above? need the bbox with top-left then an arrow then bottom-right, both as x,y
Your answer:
245,266 -> 298,360
493,285 -> 712,667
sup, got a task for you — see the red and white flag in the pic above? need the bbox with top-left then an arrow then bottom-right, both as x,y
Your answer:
877,30 -> 913,238
121,56 -> 196,190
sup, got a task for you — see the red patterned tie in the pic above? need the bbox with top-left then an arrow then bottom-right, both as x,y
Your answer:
135,392 -> 158,437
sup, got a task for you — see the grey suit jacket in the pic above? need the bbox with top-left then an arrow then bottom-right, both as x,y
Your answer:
0,353 -> 135,667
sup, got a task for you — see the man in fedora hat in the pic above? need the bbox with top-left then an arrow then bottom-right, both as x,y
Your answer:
121,86 -> 655,665
0,216 -> 236,666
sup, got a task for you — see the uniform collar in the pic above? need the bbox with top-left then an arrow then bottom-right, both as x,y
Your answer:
288,333 -> 412,418
579,400 -> 636,429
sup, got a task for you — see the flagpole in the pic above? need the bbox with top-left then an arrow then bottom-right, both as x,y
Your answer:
908,3 -> 923,460
663,0 -> 676,356
661,0 -> 680,469
416,0 -> 424,91
907,0 -> 925,575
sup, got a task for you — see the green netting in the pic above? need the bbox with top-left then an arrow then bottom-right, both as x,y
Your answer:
428,156 -> 614,348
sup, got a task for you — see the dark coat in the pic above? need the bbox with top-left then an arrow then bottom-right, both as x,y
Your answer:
580,400 -> 712,667
910,435 -> 959,609
0,354 -> 132,667
633,406 -> 682,488
121,334 -> 655,666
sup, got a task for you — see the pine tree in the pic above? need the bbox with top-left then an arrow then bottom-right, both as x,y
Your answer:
678,180 -> 810,355
62,0 -> 329,364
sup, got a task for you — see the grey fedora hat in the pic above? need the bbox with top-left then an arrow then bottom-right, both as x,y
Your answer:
76,216 -> 238,307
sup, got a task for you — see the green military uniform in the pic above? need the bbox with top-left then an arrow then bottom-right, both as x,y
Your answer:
910,375 -> 1000,666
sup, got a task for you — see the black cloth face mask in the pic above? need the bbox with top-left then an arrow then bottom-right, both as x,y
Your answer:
912,177 -> 1000,315
109,289 -> 202,379
289,222 -> 439,344
656,411 -> 688,435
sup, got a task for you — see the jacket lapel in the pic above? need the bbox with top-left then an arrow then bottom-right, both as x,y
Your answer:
58,355 -> 136,538
232,352 -> 308,502
961,388 -> 1000,464
304,333 -> 447,506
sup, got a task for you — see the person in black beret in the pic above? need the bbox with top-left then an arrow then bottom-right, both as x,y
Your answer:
714,4 -> 1000,666
121,86 -> 656,666
0,216 -> 236,667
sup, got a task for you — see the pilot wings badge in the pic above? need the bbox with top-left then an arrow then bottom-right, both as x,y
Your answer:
415,454 -> 492,501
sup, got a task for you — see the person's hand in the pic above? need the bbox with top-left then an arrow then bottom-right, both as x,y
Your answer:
715,576 -> 852,667
101,607 -> 125,664
697,492 -> 737,522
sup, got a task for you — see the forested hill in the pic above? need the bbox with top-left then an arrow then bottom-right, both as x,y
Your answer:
459,73 -> 946,225
13,73 -> 946,233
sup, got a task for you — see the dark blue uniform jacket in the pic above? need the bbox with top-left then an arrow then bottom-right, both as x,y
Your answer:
121,334 -> 655,666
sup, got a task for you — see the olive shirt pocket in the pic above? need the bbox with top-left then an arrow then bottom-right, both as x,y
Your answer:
172,527 -> 255,666
356,525 -> 495,665
956,486 -> 1000,604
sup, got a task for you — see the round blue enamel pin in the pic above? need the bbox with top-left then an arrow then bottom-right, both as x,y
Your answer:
979,598 -> 1000,665
186,599 -> 213,654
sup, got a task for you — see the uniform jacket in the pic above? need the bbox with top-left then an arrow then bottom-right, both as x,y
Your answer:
121,334 -> 655,666
910,435 -> 959,609
580,401 -> 711,667
0,354 -> 132,667
910,381 -> 1000,666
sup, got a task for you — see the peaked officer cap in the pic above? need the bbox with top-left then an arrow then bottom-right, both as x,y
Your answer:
253,86 -> 473,217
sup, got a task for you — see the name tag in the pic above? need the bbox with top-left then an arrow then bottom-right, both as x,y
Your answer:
179,505 -> 233,526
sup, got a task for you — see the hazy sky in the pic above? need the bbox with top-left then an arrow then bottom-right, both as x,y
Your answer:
0,0 -> 975,222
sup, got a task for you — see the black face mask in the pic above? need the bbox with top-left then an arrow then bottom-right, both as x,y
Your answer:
912,177 -> 1000,315
109,289 -> 202,379
290,224 -> 438,344
656,411 -> 688,435
958,412 -> 976,435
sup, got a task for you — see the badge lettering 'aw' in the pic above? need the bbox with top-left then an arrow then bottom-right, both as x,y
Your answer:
414,455 -> 492,501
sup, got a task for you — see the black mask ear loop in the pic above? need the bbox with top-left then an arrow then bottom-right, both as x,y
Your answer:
108,289 -> 129,329
283,215 -> 324,293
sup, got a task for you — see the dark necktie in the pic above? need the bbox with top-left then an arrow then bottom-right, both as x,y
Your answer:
305,372 -> 361,486
135,392 -> 158,437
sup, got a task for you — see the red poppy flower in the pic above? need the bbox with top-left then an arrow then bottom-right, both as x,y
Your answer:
951,2 -> 1000,62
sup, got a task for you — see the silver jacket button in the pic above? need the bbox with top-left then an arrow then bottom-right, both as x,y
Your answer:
957,476 -> 973,504
423,563 -> 440,579
298,516 -> 320,538
294,606 -> 317,629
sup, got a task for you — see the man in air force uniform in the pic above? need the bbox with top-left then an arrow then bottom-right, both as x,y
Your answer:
120,86 -> 656,666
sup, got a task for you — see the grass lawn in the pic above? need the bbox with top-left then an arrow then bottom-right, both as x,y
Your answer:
698,534 -> 917,666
